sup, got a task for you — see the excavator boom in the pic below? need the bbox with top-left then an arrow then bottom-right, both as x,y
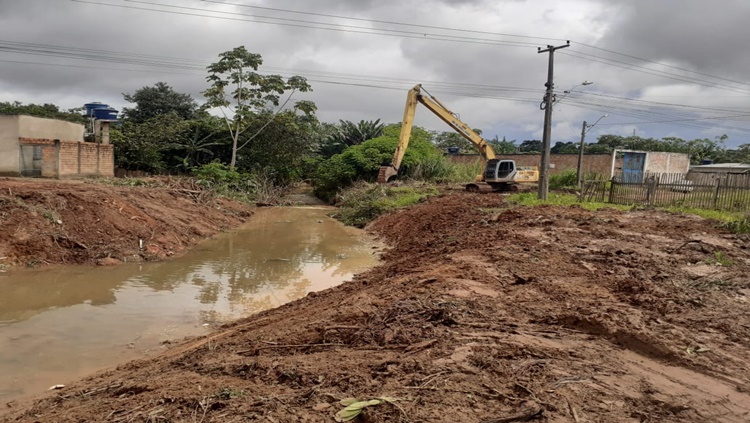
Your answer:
377,84 -> 496,183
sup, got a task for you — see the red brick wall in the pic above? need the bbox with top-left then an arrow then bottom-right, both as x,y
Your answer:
79,143 -> 99,175
18,138 -> 115,178
99,145 -> 114,176
448,153 -> 621,176
59,141 -> 79,176
40,145 -> 57,177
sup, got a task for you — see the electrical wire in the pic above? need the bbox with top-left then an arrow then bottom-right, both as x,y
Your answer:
70,0 -> 540,48
198,0 -> 565,42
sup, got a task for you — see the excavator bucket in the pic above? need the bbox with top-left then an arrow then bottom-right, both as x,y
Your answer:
377,165 -> 398,184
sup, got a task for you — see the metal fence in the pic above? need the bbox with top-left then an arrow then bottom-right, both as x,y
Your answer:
580,172 -> 750,211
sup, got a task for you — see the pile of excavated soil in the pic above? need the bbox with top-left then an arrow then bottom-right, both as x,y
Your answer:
0,178 -> 252,267
3,193 -> 750,422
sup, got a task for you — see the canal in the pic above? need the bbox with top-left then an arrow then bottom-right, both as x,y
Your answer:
0,207 -> 381,403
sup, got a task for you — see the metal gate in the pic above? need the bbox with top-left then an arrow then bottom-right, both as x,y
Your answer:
622,152 -> 646,183
19,145 -> 43,177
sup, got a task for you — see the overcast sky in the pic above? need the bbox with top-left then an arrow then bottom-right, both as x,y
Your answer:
1,0 -> 749,147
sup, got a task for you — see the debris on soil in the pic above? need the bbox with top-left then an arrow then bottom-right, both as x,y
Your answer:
2,193 -> 750,422
0,178 -> 252,267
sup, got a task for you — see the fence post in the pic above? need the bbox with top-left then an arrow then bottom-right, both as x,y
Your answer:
608,177 -> 616,203
712,177 -> 721,209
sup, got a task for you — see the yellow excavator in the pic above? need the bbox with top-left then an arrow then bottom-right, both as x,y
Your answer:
377,84 -> 538,192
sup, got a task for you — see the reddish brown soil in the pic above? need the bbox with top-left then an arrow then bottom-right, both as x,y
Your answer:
0,178 -> 252,267
3,193 -> 750,422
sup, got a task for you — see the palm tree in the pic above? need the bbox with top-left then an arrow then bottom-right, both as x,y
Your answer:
318,119 -> 385,158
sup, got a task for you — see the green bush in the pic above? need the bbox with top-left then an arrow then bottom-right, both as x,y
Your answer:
549,169 -> 578,189
312,124 -> 443,201
333,182 -> 439,227
193,162 -> 242,184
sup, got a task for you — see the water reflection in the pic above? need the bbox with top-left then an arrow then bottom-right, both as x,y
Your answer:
0,207 -> 380,403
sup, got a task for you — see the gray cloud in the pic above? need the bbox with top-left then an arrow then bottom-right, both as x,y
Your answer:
0,0 -> 748,146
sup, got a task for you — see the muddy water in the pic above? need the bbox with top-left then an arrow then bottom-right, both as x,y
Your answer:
0,207 -> 381,404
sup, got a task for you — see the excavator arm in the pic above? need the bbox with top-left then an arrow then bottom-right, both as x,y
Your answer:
378,84 -> 496,183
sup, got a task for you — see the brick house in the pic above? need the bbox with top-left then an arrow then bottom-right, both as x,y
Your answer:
0,115 -> 114,178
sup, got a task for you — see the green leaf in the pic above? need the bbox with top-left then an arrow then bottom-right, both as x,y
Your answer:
339,398 -> 359,406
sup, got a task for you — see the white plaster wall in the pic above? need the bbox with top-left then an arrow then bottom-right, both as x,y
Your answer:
0,115 -> 20,175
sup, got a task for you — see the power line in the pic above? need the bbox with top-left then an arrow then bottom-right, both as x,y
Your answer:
576,42 -> 748,87
68,0 -> 750,96
561,50 -> 750,95
199,0 -> 564,42
594,113 -> 750,126
71,0 -> 539,48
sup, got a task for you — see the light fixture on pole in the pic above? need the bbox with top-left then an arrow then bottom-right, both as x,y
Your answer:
576,113 -> 608,186
554,81 -> 593,106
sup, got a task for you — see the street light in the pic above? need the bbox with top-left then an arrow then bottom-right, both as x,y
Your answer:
554,81 -> 593,106
576,113 -> 609,186
538,80 -> 594,200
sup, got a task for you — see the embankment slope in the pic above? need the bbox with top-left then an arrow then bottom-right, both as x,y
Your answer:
3,193 -> 749,422
0,178 -> 252,267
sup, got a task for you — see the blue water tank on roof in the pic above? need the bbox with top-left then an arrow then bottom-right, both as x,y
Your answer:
84,102 -> 108,116
93,107 -> 119,121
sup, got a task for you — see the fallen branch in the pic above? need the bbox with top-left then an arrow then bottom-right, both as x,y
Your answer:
566,397 -> 580,423
237,343 -> 346,355
675,239 -> 706,252
484,401 -> 543,423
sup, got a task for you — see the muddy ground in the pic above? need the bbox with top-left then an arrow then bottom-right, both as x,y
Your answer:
0,178 -> 252,268
3,193 -> 750,422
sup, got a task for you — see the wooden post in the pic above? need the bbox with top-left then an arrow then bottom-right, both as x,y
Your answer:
608,177 -> 616,203
712,177 -> 721,209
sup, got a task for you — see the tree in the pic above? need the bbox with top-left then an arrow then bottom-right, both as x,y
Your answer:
551,141 -> 579,154
313,124 -> 441,200
235,109 -> 323,184
519,140 -> 543,153
432,131 -> 473,153
318,119 -> 385,158
122,82 -> 198,123
0,101 -> 86,124
112,113 -> 190,172
168,117 -> 226,171
202,46 -> 315,169
488,136 -> 518,154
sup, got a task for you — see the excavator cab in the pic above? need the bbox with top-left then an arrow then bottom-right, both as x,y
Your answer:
484,159 -> 517,182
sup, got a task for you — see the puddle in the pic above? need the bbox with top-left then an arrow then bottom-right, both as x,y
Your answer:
0,207 -> 381,403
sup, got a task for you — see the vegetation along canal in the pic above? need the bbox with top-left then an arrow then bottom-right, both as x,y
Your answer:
0,207 -> 381,404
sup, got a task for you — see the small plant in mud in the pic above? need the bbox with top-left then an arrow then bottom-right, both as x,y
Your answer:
334,396 -> 404,422
216,388 -> 246,400
722,217 -> 750,234
705,251 -> 734,267
39,208 -> 60,223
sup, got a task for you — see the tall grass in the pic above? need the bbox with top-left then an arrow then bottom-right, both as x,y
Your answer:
334,181 -> 439,227
549,169 -> 579,189
409,156 -> 482,184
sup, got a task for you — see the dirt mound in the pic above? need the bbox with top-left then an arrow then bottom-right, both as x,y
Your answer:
0,178 -> 252,267
3,193 -> 750,422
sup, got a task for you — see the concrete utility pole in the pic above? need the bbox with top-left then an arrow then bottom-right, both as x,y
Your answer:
537,41 -> 570,200
576,114 -> 608,187
576,120 -> 587,187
